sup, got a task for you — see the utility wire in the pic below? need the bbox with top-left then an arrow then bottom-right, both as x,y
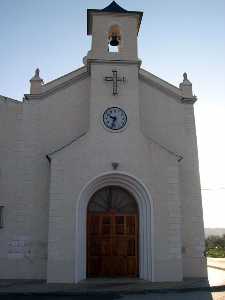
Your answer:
201,187 -> 225,191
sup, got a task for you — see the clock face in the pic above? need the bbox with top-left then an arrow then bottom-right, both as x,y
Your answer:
103,107 -> 127,131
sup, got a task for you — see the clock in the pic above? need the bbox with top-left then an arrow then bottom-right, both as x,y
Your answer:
103,107 -> 127,131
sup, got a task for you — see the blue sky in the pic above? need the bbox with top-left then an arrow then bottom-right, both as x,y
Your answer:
1,0 -> 225,227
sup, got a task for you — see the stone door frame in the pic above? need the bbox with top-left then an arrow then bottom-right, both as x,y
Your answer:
74,171 -> 154,283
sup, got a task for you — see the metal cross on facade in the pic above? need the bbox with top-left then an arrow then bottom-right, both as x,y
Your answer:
104,70 -> 126,96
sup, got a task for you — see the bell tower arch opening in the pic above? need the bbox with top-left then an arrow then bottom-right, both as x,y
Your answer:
108,25 -> 121,53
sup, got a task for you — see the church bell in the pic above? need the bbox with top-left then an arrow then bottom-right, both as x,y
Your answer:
110,34 -> 119,46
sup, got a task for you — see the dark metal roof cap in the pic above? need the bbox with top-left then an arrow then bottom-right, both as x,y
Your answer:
102,1 -> 127,13
87,2 -> 143,35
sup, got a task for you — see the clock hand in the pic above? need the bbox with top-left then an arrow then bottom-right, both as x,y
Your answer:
111,116 -> 117,129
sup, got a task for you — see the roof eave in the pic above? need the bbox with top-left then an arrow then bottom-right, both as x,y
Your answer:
87,10 -> 143,35
139,68 -> 182,100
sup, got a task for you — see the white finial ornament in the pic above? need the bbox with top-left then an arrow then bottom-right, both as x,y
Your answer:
30,68 -> 44,94
182,72 -> 191,85
180,72 -> 193,99
35,68 -> 40,78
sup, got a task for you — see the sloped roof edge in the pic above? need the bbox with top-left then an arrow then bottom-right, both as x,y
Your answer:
24,66 -> 89,101
139,68 -> 182,100
42,66 -> 88,92
0,95 -> 20,103
102,1 -> 127,13
47,129 -> 183,162
47,131 -> 88,161
146,134 -> 183,162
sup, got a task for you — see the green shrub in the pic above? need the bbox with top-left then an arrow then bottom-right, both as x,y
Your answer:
205,235 -> 225,258
206,247 -> 225,258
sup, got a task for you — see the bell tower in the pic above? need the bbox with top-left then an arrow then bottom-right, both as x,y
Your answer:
85,1 -> 144,140
86,1 -> 143,62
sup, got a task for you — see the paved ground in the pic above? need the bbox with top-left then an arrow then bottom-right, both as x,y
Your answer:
208,257 -> 225,287
121,291 -> 225,300
0,291 -> 225,299
0,258 -> 224,299
208,258 -> 225,270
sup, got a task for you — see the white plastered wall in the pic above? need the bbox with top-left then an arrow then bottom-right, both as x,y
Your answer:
46,61 -> 183,283
47,133 -> 182,283
180,104 -> 207,278
0,100 -> 27,278
0,77 -> 90,279
0,66 -> 206,281
140,80 -> 207,278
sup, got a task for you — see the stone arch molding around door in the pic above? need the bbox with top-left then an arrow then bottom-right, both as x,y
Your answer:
74,171 -> 154,283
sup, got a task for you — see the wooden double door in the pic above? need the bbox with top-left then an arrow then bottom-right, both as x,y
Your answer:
87,213 -> 138,277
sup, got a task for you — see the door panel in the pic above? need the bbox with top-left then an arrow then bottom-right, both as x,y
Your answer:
87,213 -> 138,277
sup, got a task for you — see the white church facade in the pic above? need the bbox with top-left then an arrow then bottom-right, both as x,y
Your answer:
0,2 -> 207,283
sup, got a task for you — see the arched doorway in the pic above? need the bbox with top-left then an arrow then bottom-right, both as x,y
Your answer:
74,172 -> 153,283
87,186 -> 139,277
